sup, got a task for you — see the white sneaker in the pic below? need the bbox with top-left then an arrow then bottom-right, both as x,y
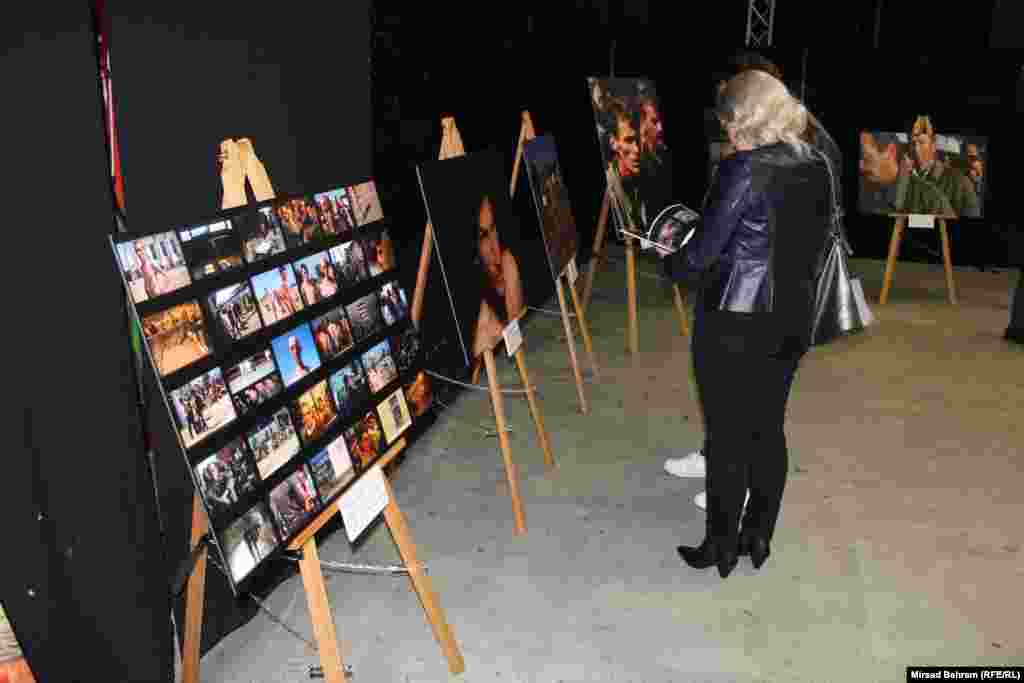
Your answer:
694,490 -> 750,511
664,450 -> 706,478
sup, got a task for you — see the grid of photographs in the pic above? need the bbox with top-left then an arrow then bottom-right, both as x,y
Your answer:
178,219 -> 245,282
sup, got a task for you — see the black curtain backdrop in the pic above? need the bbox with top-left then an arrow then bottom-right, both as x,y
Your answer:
2,5 -> 172,682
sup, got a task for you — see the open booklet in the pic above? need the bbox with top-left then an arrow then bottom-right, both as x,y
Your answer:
620,203 -> 701,256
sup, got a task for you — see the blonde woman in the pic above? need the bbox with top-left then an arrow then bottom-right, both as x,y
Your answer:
664,70 -> 832,578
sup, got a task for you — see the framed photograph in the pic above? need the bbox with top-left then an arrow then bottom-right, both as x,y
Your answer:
177,218 -> 244,282
329,359 -> 370,421
376,387 -> 412,444
273,197 -> 323,248
307,434 -> 355,502
349,180 -> 384,227
194,437 -> 259,518
361,230 -> 396,277
291,379 -> 338,445
246,406 -> 301,480
390,326 -> 420,375
311,306 -> 354,362
169,366 -> 237,449
344,411 -> 383,468
314,187 -> 357,238
204,282 -> 262,345
116,231 -> 191,304
220,501 -> 280,584
238,208 -> 287,264
404,370 -> 434,418
361,339 -> 398,394
270,322 -> 322,388
268,464 -> 320,540
327,240 -> 369,288
250,264 -> 305,327
141,301 -> 211,377
345,291 -> 384,344
379,280 -> 409,326
523,135 -> 580,280
224,349 -> 283,417
293,251 -> 338,307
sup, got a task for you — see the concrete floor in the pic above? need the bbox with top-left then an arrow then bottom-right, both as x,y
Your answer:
199,248 -> 1023,682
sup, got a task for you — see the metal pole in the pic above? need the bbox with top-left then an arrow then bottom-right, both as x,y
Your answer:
873,0 -> 883,48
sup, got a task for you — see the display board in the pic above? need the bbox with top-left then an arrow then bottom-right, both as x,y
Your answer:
522,135 -> 580,280
112,180 -> 432,595
857,119 -> 987,218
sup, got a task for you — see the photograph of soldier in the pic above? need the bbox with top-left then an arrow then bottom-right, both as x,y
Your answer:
314,187 -> 357,237
117,231 -> 191,304
205,282 -> 262,346
194,437 -> 259,517
273,197 -> 323,248
349,180 -> 384,227
344,411 -> 383,468
251,264 -> 305,326
240,208 -> 287,264
177,218 -> 244,282
404,370 -> 433,418
307,435 -> 355,502
362,230 -> 396,277
268,465 -> 320,540
330,360 -> 371,421
328,240 -> 370,288
291,379 -> 338,446
390,326 -> 420,375
246,406 -> 301,480
221,502 -> 280,583
294,251 -> 336,307
271,322 -> 322,388
170,366 -> 237,449
311,306 -> 354,361
379,280 -> 409,326
523,135 -> 579,279
376,387 -> 412,444
345,291 -> 384,343
141,301 -> 211,377
361,339 -> 398,394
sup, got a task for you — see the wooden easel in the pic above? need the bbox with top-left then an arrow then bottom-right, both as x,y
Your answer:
580,189 -> 690,353
506,110 -> 600,415
182,439 -> 465,683
879,214 -> 958,305
410,116 -> 555,538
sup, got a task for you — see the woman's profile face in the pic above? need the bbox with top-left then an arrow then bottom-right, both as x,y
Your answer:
477,198 -> 501,274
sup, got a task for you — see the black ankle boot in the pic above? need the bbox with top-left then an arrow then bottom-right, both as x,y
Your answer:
738,532 -> 770,569
677,539 -> 739,578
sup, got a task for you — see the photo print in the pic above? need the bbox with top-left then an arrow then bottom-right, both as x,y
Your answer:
345,291 -> 384,343
523,135 -> 580,279
271,322 -> 322,388
273,197 -> 323,248
194,437 -> 259,517
349,180 -> 384,227
404,370 -> 434,418
307,435 -> 355,502
858,121 -> 986,218
268,464 -> 320,540
344,411 -> 383,468
361,339 -> 398,394
250,263 -> 304,326
378,280 -> 409,326
225,349 -> 283,416
291,379 -> 338,445
238,207 -> 287,263
205,282 -> 262,345
293,250 -> 338,307
221,501 -> 280,584
362,230 -> 396,277
311,305 -> 354,361
586,77 -> 671,235
246,406 -> 301,480
376,387 -> 412,444
329,359 -> 370,421
314,187 -> 357,237
117,231 -> 191,304
390,326 -> 420,375
170,366 -> 237,449
177,218 -> 244,282
416,150 -> 526,368
141,301 -> 211,377
327,240 -> 370,288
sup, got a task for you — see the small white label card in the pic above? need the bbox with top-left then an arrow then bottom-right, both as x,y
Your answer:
338,464 -> 389,543
502,318 -> 523,357
565,256 -> 579,284
908,214 -> 936,229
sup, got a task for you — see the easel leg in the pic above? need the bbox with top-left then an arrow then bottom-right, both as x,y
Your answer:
410,223 -> 434,329
555,277 -> 588,415
381,476 -> 465,674
879,217 -> 906,304
298,540 -> 347,683
513,348 -> 556,471
483,349 -> 528,535
182,494 -> 208,683
567,276 -> 600,380
939,219 -> 958,305
581,191 -> 611,312
625,237 -> 639,353
672,285 -> 690,338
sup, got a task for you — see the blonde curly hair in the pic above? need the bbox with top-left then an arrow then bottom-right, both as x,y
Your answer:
716,70 -> 811,158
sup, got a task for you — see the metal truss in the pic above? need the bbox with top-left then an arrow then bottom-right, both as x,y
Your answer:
745,0 -> 776,47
